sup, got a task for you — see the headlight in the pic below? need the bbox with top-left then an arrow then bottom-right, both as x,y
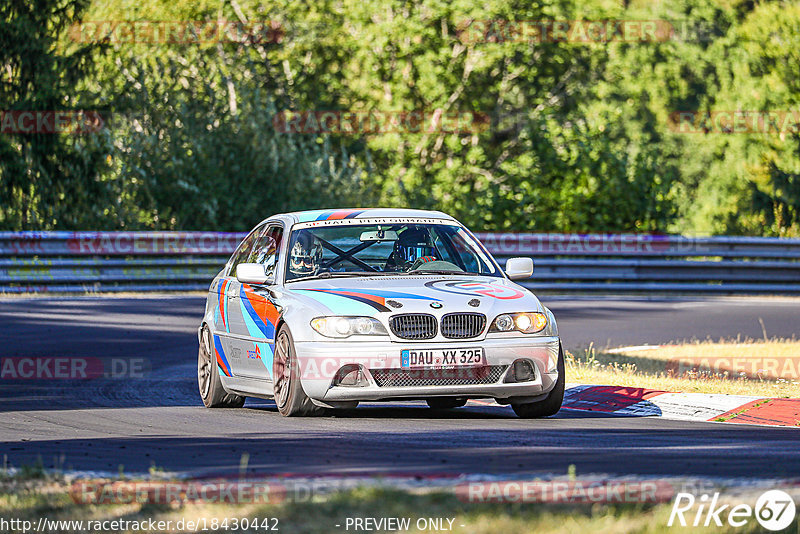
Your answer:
310,316 -> 388,338
489,312 -> 547,334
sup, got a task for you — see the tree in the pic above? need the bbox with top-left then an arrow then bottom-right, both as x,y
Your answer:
0,0 -> 115,229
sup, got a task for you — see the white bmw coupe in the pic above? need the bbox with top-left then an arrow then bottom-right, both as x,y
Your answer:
198,208 -> 564,417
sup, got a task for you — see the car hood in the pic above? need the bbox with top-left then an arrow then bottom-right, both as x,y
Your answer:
283,274 -> 543,317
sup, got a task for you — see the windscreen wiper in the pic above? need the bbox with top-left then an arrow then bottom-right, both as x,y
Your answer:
409,269 -> 481,276
319,271 -> 395,277
287,271 -> 392,282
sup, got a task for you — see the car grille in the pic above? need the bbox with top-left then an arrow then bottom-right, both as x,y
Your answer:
389,314 -> 437,340
440,313 -> 486,339
370,365 -> 508,388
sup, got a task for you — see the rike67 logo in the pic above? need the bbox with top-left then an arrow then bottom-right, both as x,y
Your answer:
669,490 -> 796,531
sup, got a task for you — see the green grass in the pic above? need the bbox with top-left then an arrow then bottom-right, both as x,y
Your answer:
565,340 -> 800,397
1,478 -> 794,534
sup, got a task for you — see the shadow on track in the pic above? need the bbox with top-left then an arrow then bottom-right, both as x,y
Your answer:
4,417 -> 800,479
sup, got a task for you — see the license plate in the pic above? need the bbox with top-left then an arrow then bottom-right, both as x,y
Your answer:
400,348 -> 485,368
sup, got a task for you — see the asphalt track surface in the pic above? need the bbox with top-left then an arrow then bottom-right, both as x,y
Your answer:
1,295 -> 799,479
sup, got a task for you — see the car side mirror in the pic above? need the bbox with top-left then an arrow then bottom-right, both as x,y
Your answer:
505,257 -> 534,280
236,263 -> 272,285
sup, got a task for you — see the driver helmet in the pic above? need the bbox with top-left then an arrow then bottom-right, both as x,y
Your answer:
289,231 -> 323,276
392,227 -> 436,266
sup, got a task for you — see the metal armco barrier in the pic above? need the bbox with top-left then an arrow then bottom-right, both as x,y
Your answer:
1,231 -> 800,294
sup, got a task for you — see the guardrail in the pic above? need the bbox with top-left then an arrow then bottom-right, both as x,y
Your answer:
474,233 -> 800,294
1,231 -> 799,294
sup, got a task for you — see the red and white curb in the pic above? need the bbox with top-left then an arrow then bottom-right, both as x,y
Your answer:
562,384 -> 800,427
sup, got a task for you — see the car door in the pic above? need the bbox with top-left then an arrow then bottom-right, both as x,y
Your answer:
213,223 -> 266,377
229,224 -> 284,381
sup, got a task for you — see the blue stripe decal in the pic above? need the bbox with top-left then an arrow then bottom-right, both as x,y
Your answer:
213,334 -> 233,376
324,288 -> 439,301
315,211 -> 334,221
240,296 -> 274,339
295,290 -> 378,315
295,210 -> 327,222
223,290 -> 230,333
256,341 -> 275,377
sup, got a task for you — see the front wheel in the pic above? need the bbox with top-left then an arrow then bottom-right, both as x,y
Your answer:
511,344 -> 565,418
198,326 -> 245,408
272,325 -> 324,417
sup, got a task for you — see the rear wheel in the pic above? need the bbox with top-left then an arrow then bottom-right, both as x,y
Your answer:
198,326 -> 245,408
273,325 -> 324,417
426,397 -> 468,410
511,344 -> 565,418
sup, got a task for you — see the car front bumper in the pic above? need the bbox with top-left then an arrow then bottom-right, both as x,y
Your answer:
293,336 -> 561,403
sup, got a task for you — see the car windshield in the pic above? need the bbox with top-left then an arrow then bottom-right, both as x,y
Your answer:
285,222 -> 500,281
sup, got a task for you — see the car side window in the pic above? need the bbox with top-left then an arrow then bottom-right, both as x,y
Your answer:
249,225 -> 284,281
229,224 -> 267,278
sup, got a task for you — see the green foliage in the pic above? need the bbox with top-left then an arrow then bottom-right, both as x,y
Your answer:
693,1 -> 800,236
0,0 -> 115,229
1,0 -> 799,234
105,52 -> 370,230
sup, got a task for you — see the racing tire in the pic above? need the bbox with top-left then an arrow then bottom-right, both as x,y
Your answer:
426,397 -> 468,410
198,325 -> 246,408
511,343 -> 565,418
273,325 -> 325,417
